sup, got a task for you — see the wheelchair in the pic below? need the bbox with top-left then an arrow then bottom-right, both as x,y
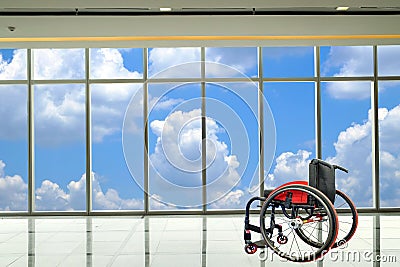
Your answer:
243,159 -> 358,262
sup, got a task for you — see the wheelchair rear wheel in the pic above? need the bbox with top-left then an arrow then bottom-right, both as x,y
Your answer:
259,184 -> 338,262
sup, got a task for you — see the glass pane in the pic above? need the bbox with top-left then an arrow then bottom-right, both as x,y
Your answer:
205,47 -> 257,78
148,83 -> 202,210
206,83 -> 259,209
263,47 -> 314,78
0,85 -> 28,211
92,83 -> 144,210
0,49 -> 27,80
378,45 -> 400,76
322,81 -> 372,207
33,49 -> 85,80
320,46 -> 373,77
148,48 -> 201,78
379,81 -> 400,207
34,84 -> 86,211
264,82 -> 315,189
90,48 -> 143,79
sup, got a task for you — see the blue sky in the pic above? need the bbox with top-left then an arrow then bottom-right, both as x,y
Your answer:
0,46 -> 400,211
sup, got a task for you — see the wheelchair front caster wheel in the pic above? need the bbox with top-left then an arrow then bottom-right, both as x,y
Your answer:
277,235 -> 288,244
244,243 -> 258,254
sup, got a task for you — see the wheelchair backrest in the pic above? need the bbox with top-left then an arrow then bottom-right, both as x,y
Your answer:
309,159 -> 336,204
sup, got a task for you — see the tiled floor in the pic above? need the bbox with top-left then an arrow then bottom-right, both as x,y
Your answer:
0,214 -> 398,266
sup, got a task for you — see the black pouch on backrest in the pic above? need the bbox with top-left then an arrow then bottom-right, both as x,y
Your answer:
309,159 -> 336,204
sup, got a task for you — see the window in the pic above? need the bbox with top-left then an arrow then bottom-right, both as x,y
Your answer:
148,48 -> 201,78
321,81 -> 373,207
0,49 -> 27,80
1,45 -> 399,214
378,82 -> 400,207
206,82 -> 259,209
34,84 -> 86,211
378,45 -> 400,76
263,47 -> 314,78
148,83 -> 202,210
90,48 -> 143,79
320,46 -> 373,77
33,49 -> 85,80
264,82 -> 315,188
92,83 -> 144,210
0,85 -> 28,211
206,47 -> 258,78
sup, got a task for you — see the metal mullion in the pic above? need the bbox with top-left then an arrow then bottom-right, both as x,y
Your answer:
0,80 -> 27,85
0,212 -> 29,217
85,48 -> 92,215
89,78 -> 145,84
144,48 -> 149,214
315,46 -> 323,267
1,208 -> 400,217
28,49 -> 34,214
146,77 -> 259,83
262,77 -> 317,82
320,76 -> 374,82
378,76 -> 400,81
315,46 -> 322,159
372,46 -> 380,210
201,47 -> 206,214
202,77 -> 260,83
147,78 -> 202,83
30,211 -> 88,216
87,211 -> 145,216
373,215 -> 381,267
258,46 -> 264,198
31,79 -> 86,84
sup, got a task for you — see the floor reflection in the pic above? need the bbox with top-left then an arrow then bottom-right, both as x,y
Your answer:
0,214 -> 398,266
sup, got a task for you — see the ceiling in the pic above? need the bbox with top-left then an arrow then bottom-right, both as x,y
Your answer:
1,0 -> 400,48
2,0 -> 400,13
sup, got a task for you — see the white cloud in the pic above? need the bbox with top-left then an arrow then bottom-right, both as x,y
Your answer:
322,46 -> 373,77
36,180 -> 71,211
322,46 -> 373,100
0,47 -> 257,146
0,49 -> 144,145
34,84 -> 86,146
205,47 -> 257,77
148,47 -> 258,79
90,48 -> 142,79
208,189 -> 244,209
266,150 -> 311,189
91,83 -> 143,142
35,173 -> 143,211
0,159 -> 144,211
0,160 -> 27,211
148,48 -> 201,78
148,108 -> 242,208
33,49 -> 85,80
0,85 -> 27,140
322,46 -> 400,100
377,45 -> 400,76
325,81 -> 371,100
151,96 -> 184,111
0,49 -> 27,80
268,105 -> 400,207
